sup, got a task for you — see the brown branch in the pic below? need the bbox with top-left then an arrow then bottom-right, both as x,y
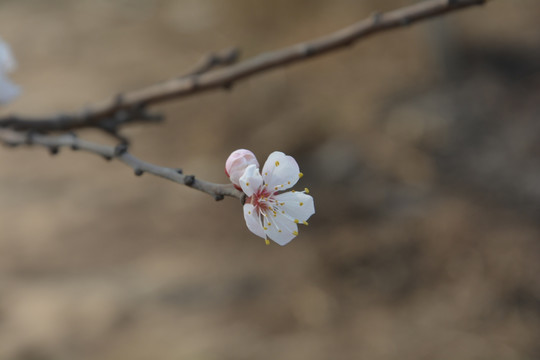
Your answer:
0,49 -> 240,135
0,0 -> 488,134
0,129 -> 243,201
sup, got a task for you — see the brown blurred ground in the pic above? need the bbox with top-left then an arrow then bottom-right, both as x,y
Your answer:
1,0 -> 540,359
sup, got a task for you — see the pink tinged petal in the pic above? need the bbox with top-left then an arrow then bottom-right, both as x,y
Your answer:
262,151 -> 300,190
243,204 -> 266,239
261,209 -> 298,246
239,164 -> 263,196
275,191 -> 315,222
225,149 -> 259,187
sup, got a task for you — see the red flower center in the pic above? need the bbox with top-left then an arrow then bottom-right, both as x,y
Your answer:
247,187 -> 275,214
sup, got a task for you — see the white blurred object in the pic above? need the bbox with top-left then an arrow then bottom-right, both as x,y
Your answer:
0,37 -> 20,104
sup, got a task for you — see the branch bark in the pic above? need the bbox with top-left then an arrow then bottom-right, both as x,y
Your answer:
0,0 -> 489,201
0,0 -> 487,134
0,130 -> 243,201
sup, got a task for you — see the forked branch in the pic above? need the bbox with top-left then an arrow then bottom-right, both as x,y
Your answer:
0,0 -> 489,201
0,0 -> 487,136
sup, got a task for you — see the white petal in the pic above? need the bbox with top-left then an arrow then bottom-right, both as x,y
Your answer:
275,191 -> 315,222
261,209 -> 298,246
238,164 -> 263,196
262,151 -> 300,190
0,75 -> 20,104
243,204 -> 266,239
0,39 -> 16,73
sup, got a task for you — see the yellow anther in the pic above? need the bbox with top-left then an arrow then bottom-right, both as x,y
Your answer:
303,221 -> 308,226
273,214 -> 277,217
304,188 -> 309,194
280,185 -> 284,188
294,219 -> 299,224
265,239 -> 270,245
281,210 -> 285,214
292,231 -> 298,236
300,202 -> 304,206
278,230 -> 282,233
288,181 -> 291,184
292,190 -> 296,193
263,227 -> 268,230
299,172 -> 304,178
267,222 -> 271,226
246,182 -> 250,186
275,161 -> 280,166
248,211 -> 251,215
265,184 -> 268,187
275,186 -> 279,190
280,202 -> 284,206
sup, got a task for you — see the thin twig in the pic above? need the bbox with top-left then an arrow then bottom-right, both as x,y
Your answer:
0,0 -> 488,134
0,129 -> 242,201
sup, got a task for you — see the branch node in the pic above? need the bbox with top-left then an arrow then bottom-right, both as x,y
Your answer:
176,168 -> 183,174
49,146 -> 60,155
190,77 -> 199,91
372,12 -> 382,25
103,155 -> 113,161
302,44 -> 315,57
134,169 -> 144,176
114,143 -> 128,156
400,17 -> 411,26
240,193 -> 247,205
214,194 -> 225,201
184,175 -> 195,186
70,131 -> 79,150
222,82 -> 234,91
25,131 -> 35,145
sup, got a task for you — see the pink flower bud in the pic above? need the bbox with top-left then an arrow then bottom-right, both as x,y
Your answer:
225,149 -> 259,188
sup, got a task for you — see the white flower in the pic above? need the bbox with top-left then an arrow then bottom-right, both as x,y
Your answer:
0,37 -> 20,105
238,151 -> 315,246
225,149 -> 259,189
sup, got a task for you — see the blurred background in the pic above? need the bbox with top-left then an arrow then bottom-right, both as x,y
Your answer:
1,0 -> 539,359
